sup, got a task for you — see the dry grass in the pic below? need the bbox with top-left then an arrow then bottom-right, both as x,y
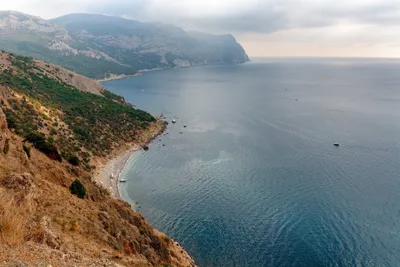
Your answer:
0,191 -> 26,246
0,63 -> 196,265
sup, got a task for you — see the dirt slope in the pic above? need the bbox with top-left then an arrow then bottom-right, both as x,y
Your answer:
0,52 -> 196,267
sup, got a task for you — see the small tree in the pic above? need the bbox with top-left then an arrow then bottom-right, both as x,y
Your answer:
67,155 -> 80,166
23,144 -> 31,158
69,179 -> 86,199
3,139 -> 9,154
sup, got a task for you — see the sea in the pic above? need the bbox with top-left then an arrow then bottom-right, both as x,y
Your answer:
102,58 -> 400,267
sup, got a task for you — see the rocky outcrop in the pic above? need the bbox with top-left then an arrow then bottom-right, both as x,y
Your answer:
0,106 -> 8,132
1,172 -> 33,191
0,106 -> 9,157
25,215 -> 62,250
0,11 -> 70,40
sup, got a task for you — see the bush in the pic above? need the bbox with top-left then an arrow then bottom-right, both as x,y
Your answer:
23,144 -> 31,158
0,55 -> 156,160
67,155 -> 80,166
163,235 -> 171,244
69,179 -> 86,199
3,139 -> 9,154
50,128 -> 57,135
25,132 -> 62,162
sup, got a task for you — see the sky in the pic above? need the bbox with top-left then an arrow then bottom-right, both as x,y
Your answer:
1,0 -> 400,58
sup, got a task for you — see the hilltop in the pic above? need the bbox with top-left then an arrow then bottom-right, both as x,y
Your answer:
0,51 -> 196,267
0,11 -> 249,79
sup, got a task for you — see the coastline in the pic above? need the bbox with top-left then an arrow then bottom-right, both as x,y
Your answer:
92,119 -> 197,266
94,145 -> 140,198
97,73 -> 141,82
97,68 -> 164,82
97,62 -> 249,83
93,119 -> 167,198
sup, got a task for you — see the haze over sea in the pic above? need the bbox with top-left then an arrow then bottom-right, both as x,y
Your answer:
103,58 -> 400,267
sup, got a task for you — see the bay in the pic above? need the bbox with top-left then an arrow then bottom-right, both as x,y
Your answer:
103,58 -> 400,266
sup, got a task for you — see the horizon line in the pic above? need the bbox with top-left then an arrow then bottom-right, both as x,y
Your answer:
248,56 -> 400,60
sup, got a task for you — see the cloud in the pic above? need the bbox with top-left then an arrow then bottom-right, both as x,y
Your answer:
1,0 -> 400,57
1,0 -> 399,33
86,0 -> 400,34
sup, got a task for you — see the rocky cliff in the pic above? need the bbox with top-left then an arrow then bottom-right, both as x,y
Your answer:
0,51 -> 196,267
0,11 -> 249,79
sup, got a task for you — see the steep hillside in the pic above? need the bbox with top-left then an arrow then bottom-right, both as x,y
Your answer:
0,51 -> 196,267
0,52 -> 155,169
0,11 -> 249,79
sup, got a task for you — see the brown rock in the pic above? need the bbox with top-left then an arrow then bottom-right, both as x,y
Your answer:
25,216 -> 61,250
1,173 -> 33,191
5,260 -> 28,267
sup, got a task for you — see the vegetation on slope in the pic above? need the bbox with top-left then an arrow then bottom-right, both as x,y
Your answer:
0,52 -> 155,169
0,51 -> 196,266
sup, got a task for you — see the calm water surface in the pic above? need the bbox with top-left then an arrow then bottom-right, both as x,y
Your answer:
103,58 -> 400,267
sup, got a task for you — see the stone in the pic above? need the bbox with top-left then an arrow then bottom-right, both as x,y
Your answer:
1,173 -> 33,190
6,260 -> 27,267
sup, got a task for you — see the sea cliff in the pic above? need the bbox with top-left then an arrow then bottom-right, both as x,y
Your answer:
0,51 -> 196,267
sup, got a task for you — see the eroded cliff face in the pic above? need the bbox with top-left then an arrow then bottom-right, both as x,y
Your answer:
0,103 -> 9,153
0,54 -> 196,267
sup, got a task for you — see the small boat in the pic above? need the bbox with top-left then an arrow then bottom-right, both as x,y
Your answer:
172,119 -> 177,124
333,143 -> 340,147
119,179 -> 127,183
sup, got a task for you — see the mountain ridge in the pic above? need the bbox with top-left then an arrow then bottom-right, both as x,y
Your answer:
0,11 -> 249,79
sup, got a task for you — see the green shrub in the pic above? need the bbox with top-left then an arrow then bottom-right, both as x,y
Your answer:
69,179 -> 86,199
0,54 -> 156,160
23,144 -> 31,158
25,132 -> 62,162
50,128 -> 57,135
3,139 -> 9,154
67,155 -> 80,166
163,235 -> 171,244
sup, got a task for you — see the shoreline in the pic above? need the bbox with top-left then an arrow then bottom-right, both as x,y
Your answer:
97,68 -> 165,82
96,73 -> 141,82
93,120 -> 167,198
97,61 -> 250,83
97,64 -> 225,83
94,145 -> 140,198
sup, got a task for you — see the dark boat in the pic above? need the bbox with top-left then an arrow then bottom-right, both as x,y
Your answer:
333,143 -> 340,147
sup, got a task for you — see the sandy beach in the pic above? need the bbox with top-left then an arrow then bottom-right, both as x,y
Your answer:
93,119 -> 167,198
94,145 -> 141,198
97,68 -> 166,82
97,73 -> 141,82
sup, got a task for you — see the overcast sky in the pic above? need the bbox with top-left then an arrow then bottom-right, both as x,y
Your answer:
1,0 -> 400,58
